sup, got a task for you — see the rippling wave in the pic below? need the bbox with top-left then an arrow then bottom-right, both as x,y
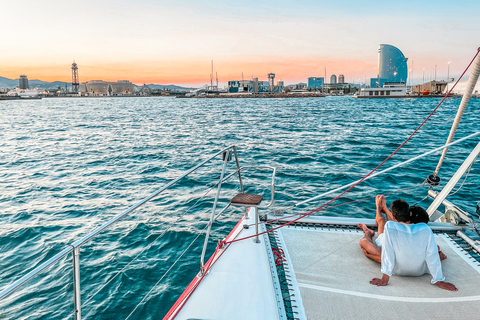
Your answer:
0,96 -> 479,319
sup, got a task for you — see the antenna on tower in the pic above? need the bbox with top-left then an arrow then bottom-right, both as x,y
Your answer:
71,61 -> 79,93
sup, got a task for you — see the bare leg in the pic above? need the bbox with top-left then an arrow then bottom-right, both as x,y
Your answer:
375,195 -> 387,235
378,195 -> 396,222
358,223 -> 382,263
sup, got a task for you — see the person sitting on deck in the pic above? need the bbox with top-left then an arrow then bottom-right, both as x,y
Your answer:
359,200 -> 447,263
359,196 -> 457,291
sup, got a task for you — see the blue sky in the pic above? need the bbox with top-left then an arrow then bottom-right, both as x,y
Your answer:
1,0 -> 479,85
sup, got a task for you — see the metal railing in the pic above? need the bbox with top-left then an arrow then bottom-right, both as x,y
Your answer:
0,145 -> 245,320
199,163 -> 276,272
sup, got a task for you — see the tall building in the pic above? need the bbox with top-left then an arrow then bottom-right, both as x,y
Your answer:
308,77 -> 324,89
330,74 -> 337,84
378,44 -> 408,83
338,74 -> 345,84
19,75 -> 29,89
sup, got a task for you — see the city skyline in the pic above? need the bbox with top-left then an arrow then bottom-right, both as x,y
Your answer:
1,0 -> 479,86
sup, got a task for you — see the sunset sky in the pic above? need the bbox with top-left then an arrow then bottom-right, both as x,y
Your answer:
1,0 -> 479,86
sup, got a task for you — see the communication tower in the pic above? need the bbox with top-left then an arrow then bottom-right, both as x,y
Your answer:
71,61 -> 79,93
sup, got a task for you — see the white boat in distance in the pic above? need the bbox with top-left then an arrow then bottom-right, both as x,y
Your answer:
354,82 -> 407,98
7,87 -> 42,99
1,49 -> 480,319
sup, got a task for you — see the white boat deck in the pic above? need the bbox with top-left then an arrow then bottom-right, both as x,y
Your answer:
278,224 -> 480,319
173,208 -> 284,320
170,211 -> 480,319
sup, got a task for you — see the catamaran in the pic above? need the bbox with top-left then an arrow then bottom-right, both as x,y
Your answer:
164,48 -> 480,319
1,48 -> 480,319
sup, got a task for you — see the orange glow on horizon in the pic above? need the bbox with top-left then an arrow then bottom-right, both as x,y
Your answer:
1,56 -> 378,86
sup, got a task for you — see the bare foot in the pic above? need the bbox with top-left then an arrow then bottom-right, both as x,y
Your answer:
436,281 -> 458,291
358,223 -> 375,238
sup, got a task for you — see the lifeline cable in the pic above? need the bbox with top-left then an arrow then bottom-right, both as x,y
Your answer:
82,176 -> 224,308
248,184 -> 426,227
225,47 -> 480,245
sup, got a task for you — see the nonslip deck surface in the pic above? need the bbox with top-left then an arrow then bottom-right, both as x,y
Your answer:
280,226 -> 480,320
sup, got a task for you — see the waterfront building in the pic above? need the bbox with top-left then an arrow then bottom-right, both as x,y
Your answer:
379,44 -> 408,83
338,74 -> 345,84
371,44 -> 408,88
227,80 -> 250,93
19,75 -> 29,89
227,75 -> 284,93
79,80 -> 135,96
308,77 -> 324,89
249,80 -> 270,93
330,74 -> 337,84
411,80 -> 448,95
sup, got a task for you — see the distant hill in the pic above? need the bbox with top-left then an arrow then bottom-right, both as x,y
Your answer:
0,76 -> 20,88
0,76 -> 68,89
145,84 -> 197,91
0,76 -> 197,91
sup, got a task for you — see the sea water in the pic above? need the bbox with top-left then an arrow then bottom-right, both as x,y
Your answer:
0,96 -> 479,319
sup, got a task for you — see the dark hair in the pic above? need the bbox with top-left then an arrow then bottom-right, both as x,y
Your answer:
409,205 -> 429,224
390,199 -> 410,222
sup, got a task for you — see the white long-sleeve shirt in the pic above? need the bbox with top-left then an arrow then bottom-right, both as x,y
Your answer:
380,221 -> 445,284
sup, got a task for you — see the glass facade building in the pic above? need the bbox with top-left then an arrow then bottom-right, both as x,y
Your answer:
19,75 -> 29,89
378,44 -> 408,83
308,77 -> 324,89
330,74 -> 337,84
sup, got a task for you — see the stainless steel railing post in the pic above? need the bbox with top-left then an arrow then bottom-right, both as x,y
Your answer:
199,154 -> 229,274
73,247 -> 82,320
0,145 -> 239,309
254,207 -> 260,243
233,147 -> 243,193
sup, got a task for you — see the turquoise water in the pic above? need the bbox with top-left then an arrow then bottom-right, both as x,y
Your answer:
0,96 -> 479,319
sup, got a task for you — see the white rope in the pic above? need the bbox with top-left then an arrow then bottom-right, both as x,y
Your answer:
434,50 -> 480,176
124,225 -> 207,320
294,131 -> 480,208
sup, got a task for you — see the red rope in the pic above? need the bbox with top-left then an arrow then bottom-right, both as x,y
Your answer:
272,248 -> 285,266
225,47 -> 480,245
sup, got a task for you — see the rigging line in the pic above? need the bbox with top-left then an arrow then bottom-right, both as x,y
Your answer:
82,178 -> 223,307
295,50 -> 480,210
226,49 -> 480,245
227,131 -> 480,244
448,163 -> 474,196
412,194 -> 430,207
254,184 -> 425,227
124,225 -> 208,320
86,163 -> 240,307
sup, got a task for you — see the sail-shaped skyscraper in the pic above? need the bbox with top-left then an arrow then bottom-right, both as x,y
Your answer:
371,44 -> 408,87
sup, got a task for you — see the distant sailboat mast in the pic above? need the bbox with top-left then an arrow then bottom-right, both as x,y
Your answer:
210,60 -> 213,91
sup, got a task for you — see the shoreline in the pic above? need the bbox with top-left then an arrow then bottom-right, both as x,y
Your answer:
181,93 -> 326,99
